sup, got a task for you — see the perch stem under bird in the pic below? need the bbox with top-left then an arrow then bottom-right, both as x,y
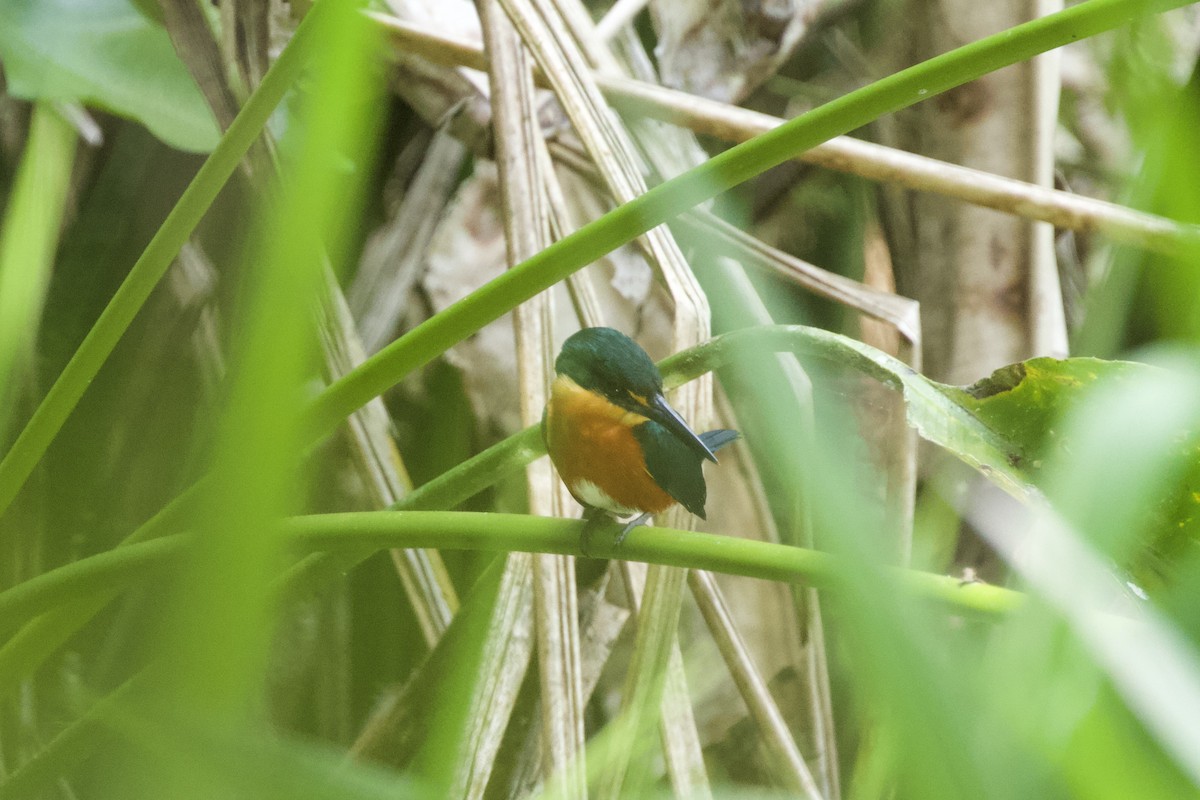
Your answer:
542,327 -> 739,554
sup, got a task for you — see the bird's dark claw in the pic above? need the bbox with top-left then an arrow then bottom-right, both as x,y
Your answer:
580,509 -> 652,556
614,513 -> 651,547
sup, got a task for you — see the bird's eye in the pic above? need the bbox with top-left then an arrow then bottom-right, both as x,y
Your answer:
603,386 -> 632,406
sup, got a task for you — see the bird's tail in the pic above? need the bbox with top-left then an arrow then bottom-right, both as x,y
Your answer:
700,428 -> 740,454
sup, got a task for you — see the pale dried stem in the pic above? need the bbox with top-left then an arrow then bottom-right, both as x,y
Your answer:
614,562 -> 713,800
595,0 -> 651,42
478,0 -> 587,795
677,209 -> 922,350
349,128 -> 466,354
449,554 -> 537,800
689,570 -> 824,798
494,2 -> 714,796
369,12 -> 1198,257
536,141 -> 606,328
658,643 -> 714,800
505,581 -> 632,797
316,271 -> 459,642
561,9 -> 845,792
859,221 -> 919,564
702,258 -> 839,797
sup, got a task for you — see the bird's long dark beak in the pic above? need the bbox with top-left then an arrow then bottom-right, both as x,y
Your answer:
647,393 -> 718,463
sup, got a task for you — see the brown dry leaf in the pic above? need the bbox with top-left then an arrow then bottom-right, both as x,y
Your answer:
419,165 -> 519,434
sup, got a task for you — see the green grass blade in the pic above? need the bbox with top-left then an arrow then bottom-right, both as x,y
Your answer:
142,0 -> 382,743
0,103 -> 76,440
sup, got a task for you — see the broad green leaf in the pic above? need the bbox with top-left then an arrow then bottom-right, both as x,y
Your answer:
0,0 -> 219,152
940,357 -> 1150,475
939,356 -> 1200,582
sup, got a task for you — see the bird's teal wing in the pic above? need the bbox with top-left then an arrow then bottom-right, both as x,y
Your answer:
633,422 -> 709,517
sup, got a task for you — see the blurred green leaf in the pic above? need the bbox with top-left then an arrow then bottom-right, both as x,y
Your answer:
1034,354 -> 1200,588
149,0 -> 382,740
99,699 -> 424,799
0,0 -> 219,152
0,103 -> 76,440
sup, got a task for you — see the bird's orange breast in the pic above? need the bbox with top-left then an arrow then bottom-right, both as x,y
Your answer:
544,377 -> 675,516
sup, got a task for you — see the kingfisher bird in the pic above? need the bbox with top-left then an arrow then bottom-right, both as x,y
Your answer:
542,327 -> 739,552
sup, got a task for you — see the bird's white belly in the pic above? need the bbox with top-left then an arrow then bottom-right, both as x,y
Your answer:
570,478 -> 638,516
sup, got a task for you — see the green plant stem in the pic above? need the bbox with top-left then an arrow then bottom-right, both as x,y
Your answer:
4,661 -> 423,800
0,0 -> 335,519
0,537 -> 178,634
0,472 -> 205,692
301,0 -> 1187,445
0,103 -> 76,440
0,513 -> 1023,629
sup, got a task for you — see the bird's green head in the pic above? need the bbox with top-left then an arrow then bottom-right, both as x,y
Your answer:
554,327 -> 663,407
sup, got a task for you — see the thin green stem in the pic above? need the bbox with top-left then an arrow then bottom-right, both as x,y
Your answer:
0,537 -> 179,634
301,0 -> 1186,444
2,0 -> 1174,525
0,512 -> 1023,629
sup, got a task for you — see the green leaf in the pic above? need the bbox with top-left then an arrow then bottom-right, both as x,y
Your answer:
940,356 -> 1200,585
941,357 -> 1151,475
0,0 -> 220,152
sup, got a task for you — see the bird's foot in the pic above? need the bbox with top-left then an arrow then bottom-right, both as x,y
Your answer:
580,510 -> 652,556
614,513 -> 651,547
